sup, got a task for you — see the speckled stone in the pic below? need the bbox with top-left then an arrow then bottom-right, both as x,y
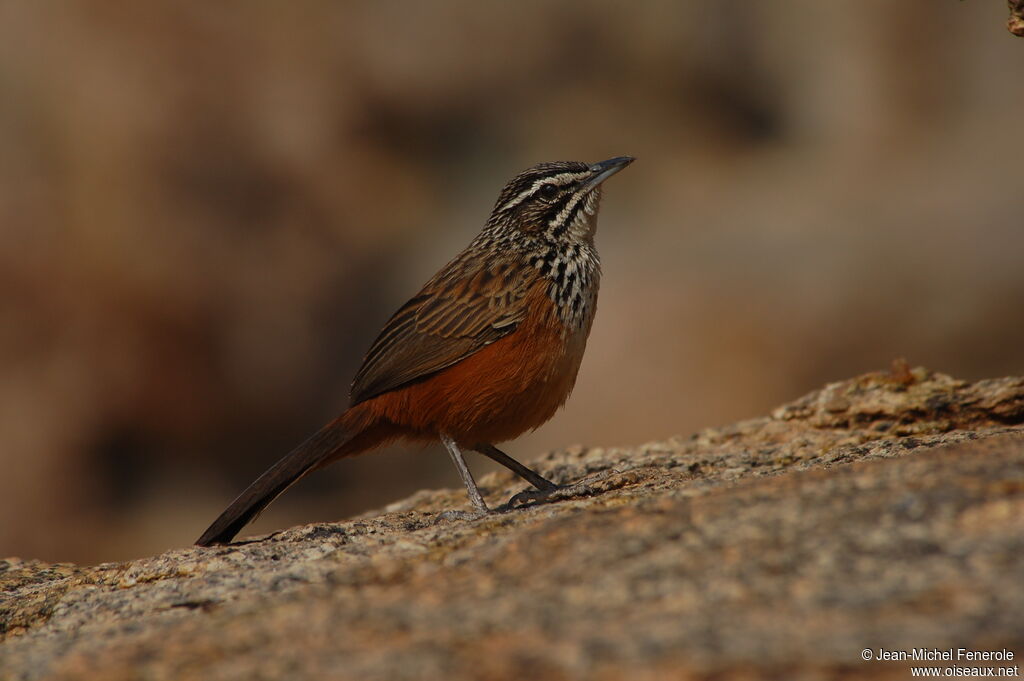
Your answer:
2,368 -> 1023,681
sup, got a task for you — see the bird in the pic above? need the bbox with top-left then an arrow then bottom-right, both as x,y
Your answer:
196,156 -> 634,546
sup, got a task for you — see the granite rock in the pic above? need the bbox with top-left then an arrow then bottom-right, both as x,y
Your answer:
2,367 -> 1024,680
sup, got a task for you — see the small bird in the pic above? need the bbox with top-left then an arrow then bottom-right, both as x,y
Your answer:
196,156 -> 634,546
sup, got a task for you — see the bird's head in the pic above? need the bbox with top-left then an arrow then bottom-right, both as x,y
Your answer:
486,156 -> 634,244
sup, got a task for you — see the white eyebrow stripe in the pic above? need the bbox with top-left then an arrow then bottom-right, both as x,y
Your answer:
497,171 -> 589,213
549,191 -> 585,229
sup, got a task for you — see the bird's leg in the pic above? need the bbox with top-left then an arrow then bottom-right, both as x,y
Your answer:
472,444 -> 557,491
475,443 -> 606,510
441,434 -> 489,514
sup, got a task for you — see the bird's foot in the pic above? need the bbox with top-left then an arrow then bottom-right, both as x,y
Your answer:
504,471 -> 617,509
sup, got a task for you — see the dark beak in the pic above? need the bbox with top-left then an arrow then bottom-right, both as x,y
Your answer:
582,156 -> 635,191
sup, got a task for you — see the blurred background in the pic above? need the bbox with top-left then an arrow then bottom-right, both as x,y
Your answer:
1,1 -> 1022,565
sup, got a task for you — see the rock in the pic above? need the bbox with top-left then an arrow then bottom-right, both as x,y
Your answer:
1010,0 -> 1024,36
2,368 -> 1024,681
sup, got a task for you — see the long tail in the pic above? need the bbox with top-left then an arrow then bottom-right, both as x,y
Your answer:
196,410 -> 367,546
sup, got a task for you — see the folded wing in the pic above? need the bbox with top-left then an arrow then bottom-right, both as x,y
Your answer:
350,257 -> 541,405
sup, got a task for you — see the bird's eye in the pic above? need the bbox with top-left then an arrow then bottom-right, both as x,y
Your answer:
538,183 -> 559,200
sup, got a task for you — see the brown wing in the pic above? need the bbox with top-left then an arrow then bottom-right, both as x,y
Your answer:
349,257 -> 541,406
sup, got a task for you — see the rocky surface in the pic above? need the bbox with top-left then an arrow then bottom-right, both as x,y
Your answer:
1010,0 -> 1024,36
3,367 -> 1024,680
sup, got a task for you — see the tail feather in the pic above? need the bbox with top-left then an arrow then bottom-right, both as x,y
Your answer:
195,416 -> 357,546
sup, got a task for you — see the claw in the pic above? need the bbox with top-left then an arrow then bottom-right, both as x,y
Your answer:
503,470 -> 624,510
503,479 -> 594,509
507,488 -> 554,508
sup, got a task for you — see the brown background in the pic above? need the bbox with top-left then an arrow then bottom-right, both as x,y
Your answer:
1,1 -> 1022,565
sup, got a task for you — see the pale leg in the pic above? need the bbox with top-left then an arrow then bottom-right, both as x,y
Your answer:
441,434 -> 489,513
